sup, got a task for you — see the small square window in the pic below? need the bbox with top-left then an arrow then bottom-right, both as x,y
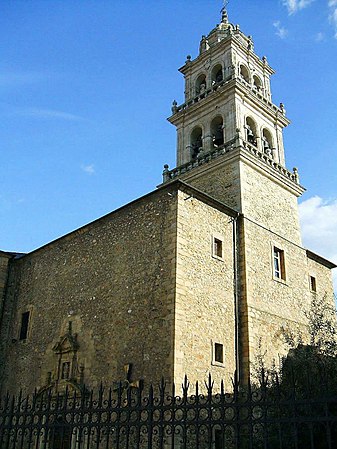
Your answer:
309,276 -> 317,292
273,247 -> 286,281
214,343 -> 224,364
213,237 -> 223,259
19,311 -> 30,341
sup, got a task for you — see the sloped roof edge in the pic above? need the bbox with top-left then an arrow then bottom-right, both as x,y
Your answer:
9,180 -> 239,260
0,250 -> 25,259
306,249 -> 337,270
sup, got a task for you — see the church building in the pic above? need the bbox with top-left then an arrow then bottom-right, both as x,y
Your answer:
0,8 -> 335,396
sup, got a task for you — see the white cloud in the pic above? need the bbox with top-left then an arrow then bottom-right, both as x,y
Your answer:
315,32 -> 325,41
81,164 -> 95,175
299,196 -> 337,291
10,107 -> 85,122
273,21 -> 288,39
282,0 -> 315,14
328,0 -> 337,38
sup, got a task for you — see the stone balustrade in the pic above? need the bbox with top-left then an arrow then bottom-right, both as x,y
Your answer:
171,76 -> 284,116
163,139 -> 300,185
242,140 -> 299,183
172,77 -> 232,114
163,139 -> 237,182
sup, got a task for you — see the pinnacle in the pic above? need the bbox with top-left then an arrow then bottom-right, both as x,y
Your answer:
221,0 -> 229,24
221,8 -> 229,25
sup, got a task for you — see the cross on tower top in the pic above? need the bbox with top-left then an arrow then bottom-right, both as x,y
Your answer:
221,1 -> 230,24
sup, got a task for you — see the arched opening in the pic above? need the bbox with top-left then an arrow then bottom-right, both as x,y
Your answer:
190,126 -> 203,159
245,117 -> 257,146
211,116 -> 224,148
262,128 -> 274,156
240,65 -> 250,83
195,74 -> 207,95
253,75 -> 263,91
211,64 -> 223,84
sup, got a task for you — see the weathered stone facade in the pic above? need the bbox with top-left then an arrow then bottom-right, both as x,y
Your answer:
174,189 -> 237,387
0,183 -> 241,394
0,187 -> 179,393
164,8 -> 336,384
0,8 -> 335,395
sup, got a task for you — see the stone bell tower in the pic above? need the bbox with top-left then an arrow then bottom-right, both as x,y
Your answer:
164,6 -> 304,244
163,7 -> 313,383
169,8 -> 288,167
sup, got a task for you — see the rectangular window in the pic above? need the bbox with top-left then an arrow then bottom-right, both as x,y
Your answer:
212,236 -> 224,260
19,311 -> 30,341
309,275 -> 317,292
214,238 -> 223,258
214,343 -> 224,364
273,247 -> 286,281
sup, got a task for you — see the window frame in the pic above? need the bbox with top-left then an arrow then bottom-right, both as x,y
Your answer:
272,245 -> 286,282
17,307 -> 33,342
309,275 -> 317,293
212,233 -> 224,261
211,340 -> 225,367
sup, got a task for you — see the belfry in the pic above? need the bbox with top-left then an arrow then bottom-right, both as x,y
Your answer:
0,7 -> 335,395
164,7 -> 298,213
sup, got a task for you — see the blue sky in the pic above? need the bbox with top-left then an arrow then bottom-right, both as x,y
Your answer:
1,0 -> 336,285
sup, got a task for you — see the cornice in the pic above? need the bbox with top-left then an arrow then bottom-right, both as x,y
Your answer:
168,79 -> 289,128
162,144 -> 305,198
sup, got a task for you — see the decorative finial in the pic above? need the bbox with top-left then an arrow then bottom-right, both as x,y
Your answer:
293,167 -> 299,184
163,164 -> 170,183
221,0 -> 229,24
279,102 -> 286,115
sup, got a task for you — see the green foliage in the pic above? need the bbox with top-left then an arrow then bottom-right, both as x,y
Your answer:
281,293 -> 337,355
252,293 -> 337,394
248,294 -> 337,448
306,293 -> 337,356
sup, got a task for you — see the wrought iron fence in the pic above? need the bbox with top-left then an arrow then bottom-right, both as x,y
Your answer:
1,375 -> 337,449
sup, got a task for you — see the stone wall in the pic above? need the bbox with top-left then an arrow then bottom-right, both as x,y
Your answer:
244,217 -> 309,370
180,152 -> 335,381
0,253 -> 12,343
243,218 -> 335,377
0,174 -> 334,395
0,253 -> 11,313
181,153 -> 242,211
307,255 -> 335,303
240,162 -> 302,245
0,187 -> 178,394
173,190 -> 237,388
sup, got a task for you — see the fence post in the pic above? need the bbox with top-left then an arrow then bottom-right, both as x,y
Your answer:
147,384 -> 154,449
